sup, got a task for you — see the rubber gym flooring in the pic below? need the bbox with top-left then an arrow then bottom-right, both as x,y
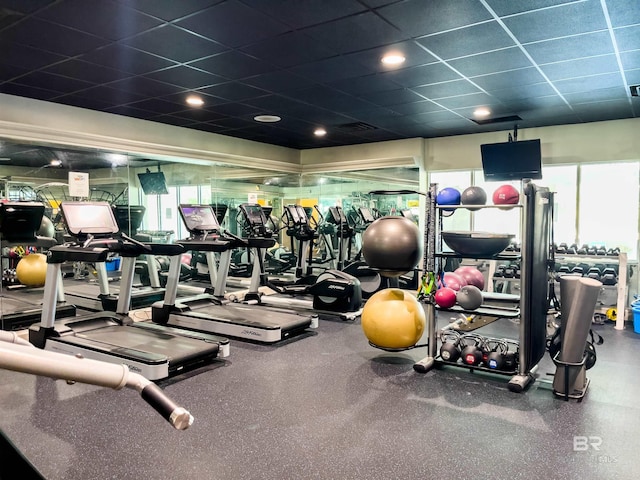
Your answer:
0,307 -> 638,480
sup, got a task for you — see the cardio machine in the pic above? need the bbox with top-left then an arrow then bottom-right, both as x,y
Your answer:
0,201 -> 76,331
242,204 -> 363,321
151,204 -> 317,344
29,201 -> 229,380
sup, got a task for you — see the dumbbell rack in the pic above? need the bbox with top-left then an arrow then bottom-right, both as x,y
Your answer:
414,181 -> 553,393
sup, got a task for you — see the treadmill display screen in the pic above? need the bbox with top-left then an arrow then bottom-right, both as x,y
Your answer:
295,206 -> 309,224
62,202 -> 119,236
285,205 -> 302,225
359,207 -> 375,223
242,204 -> 265,226
179,205 -> 220,232
328,206 -> 347,225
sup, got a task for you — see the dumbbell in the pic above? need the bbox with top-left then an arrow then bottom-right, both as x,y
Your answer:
439,329 -> 462,363
606,248 -> 620,256
555,243 -> 568,254
494,264 -> 506,278
596,247 -> 607,256
587,267 -> 601,281
460,334 -> 485,366
601,268 -> 617,286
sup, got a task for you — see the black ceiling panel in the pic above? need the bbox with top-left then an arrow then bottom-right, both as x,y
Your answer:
123,25 -> 227,63
35,0 -> 162,41
175,0 -> 290,48
0,0 -> 637,157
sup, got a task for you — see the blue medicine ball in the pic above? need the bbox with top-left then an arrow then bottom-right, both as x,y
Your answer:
436,187 -> 461,212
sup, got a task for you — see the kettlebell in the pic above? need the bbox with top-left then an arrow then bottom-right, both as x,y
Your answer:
484,338 -> 508,370
460,334 -> 484,366
503,340 -> 520,371
439,329 -> 461,363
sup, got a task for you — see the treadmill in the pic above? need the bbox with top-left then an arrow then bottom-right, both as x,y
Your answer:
151,204 -> 317,344
0,201 -> 76,331
28,201 -> 230,381
61,205 -> 201,312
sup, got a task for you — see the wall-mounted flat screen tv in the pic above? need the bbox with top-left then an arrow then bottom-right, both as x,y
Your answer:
480,139 -> 542,181
137,171 -> 168,195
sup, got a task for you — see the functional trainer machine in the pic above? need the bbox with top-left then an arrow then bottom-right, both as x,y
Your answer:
29,201 -> 229,380
151,204 -> 317,344
241,204 -> 363,321
0,201 -> 76,331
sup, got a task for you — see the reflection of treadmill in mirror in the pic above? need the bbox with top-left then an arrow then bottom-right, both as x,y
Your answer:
29,201 -> 229,381
151,204 -> 317,344
0,202 -> 76,331
62,205 -> 198,312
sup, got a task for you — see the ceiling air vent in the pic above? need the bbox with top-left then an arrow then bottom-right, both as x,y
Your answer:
471,115 -> 522,125
335,122 -> 378,132
630,85 -> 639,97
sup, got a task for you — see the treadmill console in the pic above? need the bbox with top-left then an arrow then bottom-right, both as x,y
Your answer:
239,204 -> 272,238
327,206 -> 348,225
179,205 -> 220,234
358,207 -> 375,224
61,202 -> 120,238
112,205 -> 145,236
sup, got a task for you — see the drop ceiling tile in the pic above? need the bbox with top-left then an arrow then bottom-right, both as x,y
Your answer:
109,76 -> 181,97
243,71 -> 318,93
625,68 -> 640,84
378,0 -> 493,37
53,94 -> 114,110
13,71 -> 93,94
124,25 -> 227,63
327,74 -> 402,96
168,108 -> 227,122
149,115 -> 198,127
542,54 -> 621,81
382,62 -> 462,88
614,24 -> 640,53
302,11 -> 408,55
175,0 -> 290,48
0,41 -> 65,70
241,31 -> 334,68
35,0 -> 162,40
0,0 -> 56,13
289,55 -> 377,83
246,94 -> 309,114
105,105 -> 158,119
436,92 -> 498,109
605,0 -> 640,28
209,117 -> 258,130
554,72 -> 626,94
285,86 -> 376,112
80,44 -> 176,75
240,0 -> 366,29
417,21 -> 516,60
199,82 -> 268,102
564,86 -> 630,104
0,17 -> 108,56
524,31 -> 615,64
0,64 -> 27,82
43,59 -> 131,84
348,41 -> 438,71
449,47 -> 533,77
0,82 -> 59,100
485,82 -> 558,101
502,0 -> 608,43
620,50 -> 640,70
360,88 -> 426,107
189,51 -> 275,80
485,0 -> 579,17
76,85 -> 147,105
413,79 -> 481,99
115,0 -> 224,21
144,66 -> 224,89
389,100 -> 443,115
126,98 -> 186,115
209,102 -> 262,117
573,100 -> 634,121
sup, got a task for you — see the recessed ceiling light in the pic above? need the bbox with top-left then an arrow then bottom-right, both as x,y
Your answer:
254,115 -> 281,123
50,159 -> 62,167
381,54 -> 406,66
474,107 -> 491,118
186,95 -> 204,107
314,128 -> 327,137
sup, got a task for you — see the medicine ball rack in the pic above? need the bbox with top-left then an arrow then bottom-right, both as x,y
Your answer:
412,181 -> 553,392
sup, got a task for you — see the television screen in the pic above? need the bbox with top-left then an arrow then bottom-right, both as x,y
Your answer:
137,171 -> 168,195
179,205 -> 220,232
480,139 -> 542,181
112,205 -> 145,236
0,202 -> 45,243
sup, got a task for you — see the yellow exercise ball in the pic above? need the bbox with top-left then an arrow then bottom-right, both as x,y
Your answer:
16,253 -> 48,287
361,288 -> 426,349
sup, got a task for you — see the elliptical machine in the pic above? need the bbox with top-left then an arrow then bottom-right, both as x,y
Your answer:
242,204 -> 362,320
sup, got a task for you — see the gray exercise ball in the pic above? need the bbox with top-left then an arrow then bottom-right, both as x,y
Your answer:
362,216 -> 422,277
37,215 -> 55,238
460,186 -> 487,211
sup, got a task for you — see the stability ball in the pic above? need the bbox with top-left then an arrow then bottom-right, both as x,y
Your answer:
16,253 -> 48,287
441,271 -> 467,291
362,216 -> 422,277
454,266 -> 485,290
435,287 -> 457,308
436,187 -> 461,213
37,215 -> 55,238
361,288 -> 426,349
492,184 -> 520,210
460,186 -> 487,210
